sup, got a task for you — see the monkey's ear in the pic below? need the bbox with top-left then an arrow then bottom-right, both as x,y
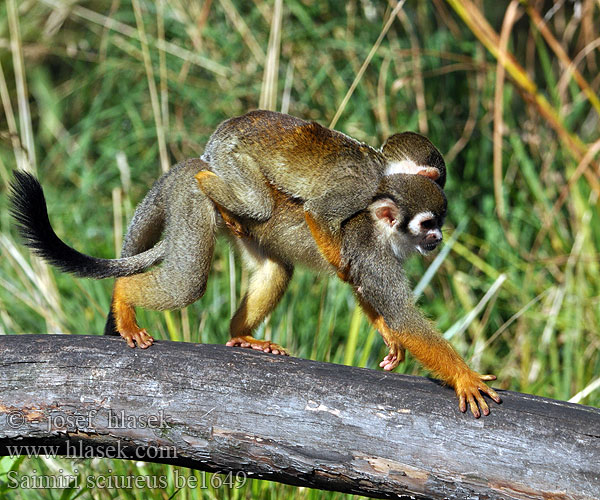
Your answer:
369,198 -> 399,227
416,167 -> 440,182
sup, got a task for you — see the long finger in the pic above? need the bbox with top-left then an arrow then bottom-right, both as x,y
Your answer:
481,385 -> 502,404
467,394 -> 480,418
475,392 -> 490,416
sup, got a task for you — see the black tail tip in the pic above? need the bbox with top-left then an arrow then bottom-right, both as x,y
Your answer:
9,170 -> 45,219
9,170 -> 43,197
8,170 -> 48,238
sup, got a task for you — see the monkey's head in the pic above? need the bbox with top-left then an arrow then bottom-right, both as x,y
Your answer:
381,132 -> 446,190
369,173 -> 447,258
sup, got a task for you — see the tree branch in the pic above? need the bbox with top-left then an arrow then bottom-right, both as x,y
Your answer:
0,334 -> 598,499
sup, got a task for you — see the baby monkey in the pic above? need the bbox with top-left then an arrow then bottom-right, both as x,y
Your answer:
10,159 -> 500,418
198,110 -> 445,250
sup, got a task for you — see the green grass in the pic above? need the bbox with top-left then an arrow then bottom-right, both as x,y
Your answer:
1,1 -> 599,498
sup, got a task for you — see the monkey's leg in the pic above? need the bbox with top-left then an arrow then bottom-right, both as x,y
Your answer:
111,282 -> 154,348
227,243 -> 293,355
104,184 -> 166,336
112,167 -> 217,348
195,159 -> 274,221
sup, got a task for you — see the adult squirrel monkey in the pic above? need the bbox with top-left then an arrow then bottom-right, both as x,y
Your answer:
9,113 -> 500,418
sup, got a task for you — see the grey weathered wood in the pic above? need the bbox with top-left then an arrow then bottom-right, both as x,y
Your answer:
0,334 -> 598,499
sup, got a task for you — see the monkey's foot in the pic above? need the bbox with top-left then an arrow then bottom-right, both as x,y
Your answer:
196,171 -> 247,238
454,371 -> 502,418
226,336 -> 289,355
379,345 -> 406,371
120,328 -> 154,349
222,215 -> 247,239
195,169 -> 217,183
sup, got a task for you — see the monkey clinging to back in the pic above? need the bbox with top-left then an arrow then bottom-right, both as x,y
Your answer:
196,110 -> 445,250
10,111 -> 500,417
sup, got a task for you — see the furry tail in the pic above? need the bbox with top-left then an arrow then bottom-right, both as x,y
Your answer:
9,171 -> 164,278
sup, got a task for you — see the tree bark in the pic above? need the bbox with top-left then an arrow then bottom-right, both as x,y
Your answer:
0,334 -> 598,499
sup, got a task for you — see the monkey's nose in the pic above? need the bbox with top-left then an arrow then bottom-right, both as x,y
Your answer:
425,229 -> 442,243
423,229 -> 442,245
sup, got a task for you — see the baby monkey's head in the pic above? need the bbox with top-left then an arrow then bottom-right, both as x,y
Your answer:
369,173 -> 447,258
381,132 -> 446,190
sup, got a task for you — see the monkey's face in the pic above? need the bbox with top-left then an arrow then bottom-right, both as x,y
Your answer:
409,211 -> 445,255
370,174 -> 447,259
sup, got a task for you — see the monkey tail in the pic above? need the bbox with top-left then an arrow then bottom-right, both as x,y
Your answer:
9,171 -> 164,279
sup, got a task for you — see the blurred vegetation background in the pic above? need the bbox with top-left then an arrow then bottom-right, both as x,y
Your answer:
0,0 -> 599,498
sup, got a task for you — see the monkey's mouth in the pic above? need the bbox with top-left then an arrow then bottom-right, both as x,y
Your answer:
417,241 -> 440,254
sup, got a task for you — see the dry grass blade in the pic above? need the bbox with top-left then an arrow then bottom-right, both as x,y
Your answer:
219,0 -> 266,64
397,8 -> 427,134
526,4 -> 600,116
157,0 -> 170,133
0,61 -> 25,171
376,54 -> 392,138
329,0 -> 407,129
557,37 -> 600,97
569,376 -> 600,404
259,0 -> 282,110
493,1 -> 521,220
132,0 -> 169,173
281,60 -> 294,114
7,0 -> 35,172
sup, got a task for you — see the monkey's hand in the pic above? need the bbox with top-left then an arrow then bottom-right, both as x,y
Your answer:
226,335 -> 289,356
454,371 -> 502,418
379,342 -> 406,371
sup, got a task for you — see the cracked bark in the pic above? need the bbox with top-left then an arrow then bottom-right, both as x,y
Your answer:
1,334 -> 599,499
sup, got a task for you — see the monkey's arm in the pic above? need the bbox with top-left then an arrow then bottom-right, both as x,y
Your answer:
357,294 -> 500,417
345,238 -> 500,418
304,212 -> 351,280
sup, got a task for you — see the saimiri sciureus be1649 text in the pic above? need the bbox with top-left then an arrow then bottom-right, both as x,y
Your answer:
9,111 -> 501,418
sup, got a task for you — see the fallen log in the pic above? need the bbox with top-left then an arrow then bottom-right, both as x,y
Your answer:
0,334 -> 598,499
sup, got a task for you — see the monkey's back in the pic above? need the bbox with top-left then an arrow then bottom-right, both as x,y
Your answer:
203,110 -> 385,203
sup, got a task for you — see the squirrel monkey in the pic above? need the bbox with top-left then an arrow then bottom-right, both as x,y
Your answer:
10,159 -> 500,417
208,171 -> 500,418
198,110 -> 445,238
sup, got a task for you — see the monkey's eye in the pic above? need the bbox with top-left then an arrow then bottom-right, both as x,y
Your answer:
420,218 -> 437,230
